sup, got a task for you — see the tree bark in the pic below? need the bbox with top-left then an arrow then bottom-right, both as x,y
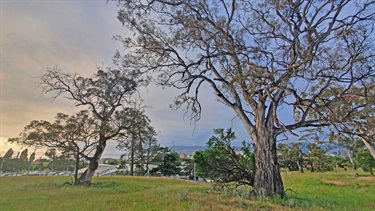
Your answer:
310,163 -> 315,172
130,139 -> 135,176
253,127 -> 285,197
297,161 -> 304,173
73,151 -> 80,184
77,137 -> 106,184
347,149 -> 356,169
145,145 -> 150,174
362,138 -> 375,161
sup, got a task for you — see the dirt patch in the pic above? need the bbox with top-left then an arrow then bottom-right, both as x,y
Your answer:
321,179 -> 346,186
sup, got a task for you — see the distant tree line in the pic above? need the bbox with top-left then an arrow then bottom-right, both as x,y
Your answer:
0,148 -> 33,172
277,142 -> 375,175
0,147 -> 86,173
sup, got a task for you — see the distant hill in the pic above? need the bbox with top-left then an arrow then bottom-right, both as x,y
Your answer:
169,143 -> 347,157
168,145 -> 206,156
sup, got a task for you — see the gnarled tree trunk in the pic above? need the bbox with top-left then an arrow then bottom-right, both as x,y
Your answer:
252,126 -> 285,197
77,137 -> 107,185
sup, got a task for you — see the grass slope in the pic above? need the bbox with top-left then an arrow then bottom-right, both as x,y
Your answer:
0,169 -> 374,210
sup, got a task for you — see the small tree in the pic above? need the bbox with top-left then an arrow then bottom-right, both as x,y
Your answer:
355,149 -> 375,175
150,147 -> 181,176
278,142 -> 305,173
27,151 -> 36,173
194,128 -> 255,187
180,158 -> 194,177
17,149 -> 29,171
306,143 -> 333,172
143,137 -> 160,175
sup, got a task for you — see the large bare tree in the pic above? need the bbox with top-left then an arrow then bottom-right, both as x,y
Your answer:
39,67 -> 148,184
113,0 -> 375,196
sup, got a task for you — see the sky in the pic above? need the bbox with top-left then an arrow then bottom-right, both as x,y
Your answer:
0,0 -> 250,158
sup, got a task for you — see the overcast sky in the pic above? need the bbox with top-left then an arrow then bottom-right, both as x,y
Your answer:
0,0 -> 250,158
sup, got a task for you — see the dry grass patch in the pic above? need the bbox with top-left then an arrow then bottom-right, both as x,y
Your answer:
356,176 -> 375,181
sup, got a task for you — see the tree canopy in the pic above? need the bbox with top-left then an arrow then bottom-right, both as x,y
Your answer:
150,147 -> 181,176
277,142 -> 305,173
9,110 -> 99,183
327,80 -> 375,160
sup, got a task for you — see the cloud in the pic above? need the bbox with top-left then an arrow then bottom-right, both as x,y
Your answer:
0,1 -> 122,139
0,1 -> 252,158
141,84 -> 251,147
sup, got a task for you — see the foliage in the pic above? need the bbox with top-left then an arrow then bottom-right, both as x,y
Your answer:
305,143 -> 333,172
113,0 -> 375,196
328,155 -> 349,169
329,132 -> 365,168
326,81 -> 375,160
180,158 -> 194,177
45,153 -> 81,172
194,128 -> 255,187
117,118 -> 158,176
0,147 -> 84,173
150,147 -> 181,176
277,142 -> 305,172
354,149 -> 375,175
28,151 -> 36,170
0,148 -> 14,171
0,148 -> 30,172
8,110 -> 99,183
103,159 -> 119,166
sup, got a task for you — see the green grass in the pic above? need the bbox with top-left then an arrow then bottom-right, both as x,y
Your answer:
0,176 -> 270,211
0,169 -> 374,210
282,169 -> 375,210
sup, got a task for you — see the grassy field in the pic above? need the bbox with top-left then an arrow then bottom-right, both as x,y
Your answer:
0,169 -> 374,210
